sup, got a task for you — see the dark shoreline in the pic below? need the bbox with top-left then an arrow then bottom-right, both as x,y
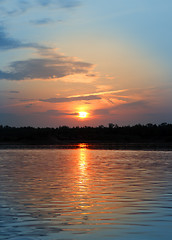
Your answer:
0,124 -> 172,150
0,142 -> 172,150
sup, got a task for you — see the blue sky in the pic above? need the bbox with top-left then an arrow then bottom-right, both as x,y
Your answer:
0,0 -> 172,127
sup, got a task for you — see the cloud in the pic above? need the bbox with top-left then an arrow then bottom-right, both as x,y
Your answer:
36,109 -> 78,116
0,90 -> 20,94
0,25 -> 46,50
0,0 -> 81,15
36,0 -> 50,7
31,18 -> 59,25
93,108 -> 110,116
36,0 -> 81,8
7,97 -> 35,103
114,100 -> 148,110
57,0 -> 81,8
19,98 -> 35,102
0,25 -> 26,50
69,89 -> 127,98
40,95 -> 101,103
9,91 -> 20,93
0,1 -> 33,15
43,110 -> 66,115
0,50 -> 95,81
92,100 -> 149,117
25,104 -> 33,108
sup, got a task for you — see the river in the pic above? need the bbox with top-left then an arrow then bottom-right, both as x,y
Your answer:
0,147 -> 172,239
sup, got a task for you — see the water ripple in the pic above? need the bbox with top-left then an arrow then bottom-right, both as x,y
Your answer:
0,149 -> 172,239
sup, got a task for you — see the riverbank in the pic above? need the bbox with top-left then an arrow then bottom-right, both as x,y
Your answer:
0,124 -> 172,150
0,142 -> 172,150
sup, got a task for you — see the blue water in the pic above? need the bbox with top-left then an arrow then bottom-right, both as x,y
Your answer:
0,148 -> 172,240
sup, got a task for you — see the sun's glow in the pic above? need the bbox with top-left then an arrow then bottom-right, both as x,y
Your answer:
78,111 -> 88,118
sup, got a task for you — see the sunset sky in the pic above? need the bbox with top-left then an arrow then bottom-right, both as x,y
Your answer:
0,0 -> 172,127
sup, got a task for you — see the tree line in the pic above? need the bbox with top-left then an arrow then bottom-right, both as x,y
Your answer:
0,123 -> 172,144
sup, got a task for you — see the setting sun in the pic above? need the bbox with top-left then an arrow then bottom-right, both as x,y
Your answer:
78,111 -> 88,119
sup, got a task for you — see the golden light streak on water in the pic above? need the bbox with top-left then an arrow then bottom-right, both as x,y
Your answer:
0,149 -> 172,239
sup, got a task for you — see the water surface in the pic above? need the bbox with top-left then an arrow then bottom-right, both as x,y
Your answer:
0,148 -> 172,239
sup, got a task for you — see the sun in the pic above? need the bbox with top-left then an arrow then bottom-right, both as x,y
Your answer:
78,111 -> 88,119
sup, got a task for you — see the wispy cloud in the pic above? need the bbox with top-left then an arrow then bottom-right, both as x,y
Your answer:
39,89 -> 127,105
0,90 -> 20,94
31,18 -> 61,25
37,0 -> 81,8
93,100 -> 149,117
25,103 -> 33,108
93,108 -> 110,116
57,0 -> 81,8
40,95 -> 101,103
9,91 -> 20,93
36,109 -> 78,116
68,89 -> 127,98
0,0 -> 81,16
89,93 -> 150,117
113,100 -> 149,110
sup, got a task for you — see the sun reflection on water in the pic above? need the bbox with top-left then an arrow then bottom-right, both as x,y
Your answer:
78,143 -> 89,149
78,143 -> 89,195
1,150 -> 171,239
79,148 -> 87,174
77,146 -> 91,211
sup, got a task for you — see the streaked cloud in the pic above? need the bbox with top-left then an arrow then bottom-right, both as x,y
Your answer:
37,0 -> 81,8
0,0 -> 81,16
36,109 -> 77,116
7,97 -> 35,102
69,89 -> 127,98
94,108 -> 110,116
9,91 -> 20,93
0,90 -> 20,94
93,100 -> 149,116
57,0 -> 81,8
115,100 -> 148,109
31,18 -> 61,25
25,104 -> 33,108
40,95 -> 101,103
92,99 -> 149,117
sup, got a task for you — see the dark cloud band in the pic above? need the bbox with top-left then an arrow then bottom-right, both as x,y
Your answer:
0,51 -> 94,81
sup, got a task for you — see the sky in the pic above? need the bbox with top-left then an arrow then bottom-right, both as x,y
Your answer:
0,0 -> 172,127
